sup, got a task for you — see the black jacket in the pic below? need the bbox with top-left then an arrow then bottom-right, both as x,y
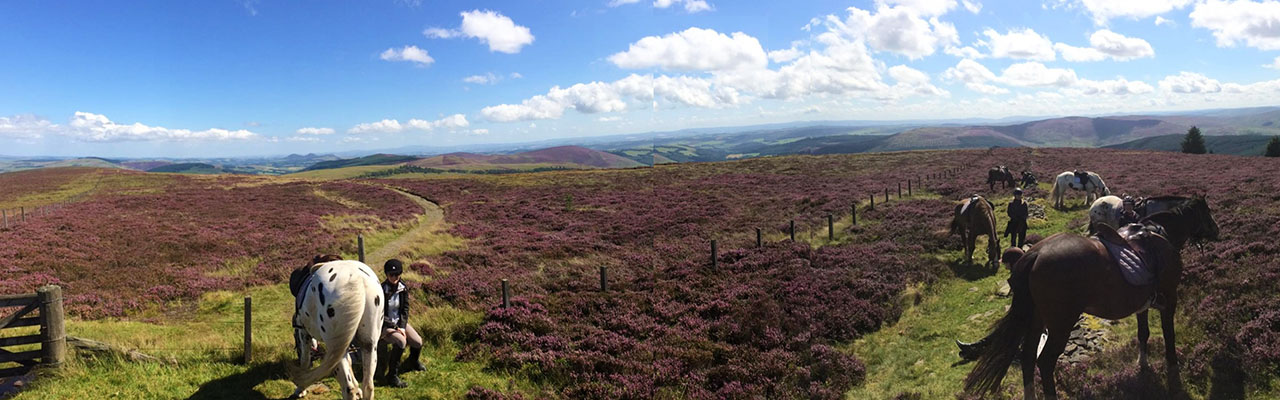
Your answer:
1007,199 -> 1029,224
382,280 -> 409,329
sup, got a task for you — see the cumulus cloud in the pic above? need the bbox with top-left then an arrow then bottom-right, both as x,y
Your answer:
942,59 -> 1009,94
653,0 -> 713,13
944,45 -> 985,58
1266,56 -> 1280,69
607,0 -> 641,5
1070,0 -> 1194,24
981,28 -> 1056,61
1054,30 -> 1153,62
999,62 -> 1078,87
65,112 -> 257,142
885,65 -> 949,98
296,127 -> 335,135
828,4 -> 960,59
469,128 -> 490,135
767,47 -> 803,63
380,46 -> 435,66
425,10 -> 534,54
348,114 -> 469,134
1154,16 -> 1174,26
874,0 -> 957,16
608,27 -> 768,71
463,73 -> 501,85
1191,0 -> 1280,50
1158,71 -> 1223,93
1076,77 -> 1156,95
0,114 -> 56,140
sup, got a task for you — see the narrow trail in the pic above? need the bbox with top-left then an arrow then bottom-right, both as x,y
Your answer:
364,185 -> 446,269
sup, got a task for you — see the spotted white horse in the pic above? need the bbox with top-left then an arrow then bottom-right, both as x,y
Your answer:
289,258 -> 384,400
1051,171 -> 1110,209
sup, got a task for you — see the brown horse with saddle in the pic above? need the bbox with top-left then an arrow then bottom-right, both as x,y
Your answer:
951,195 -> 1001,270
964,196 -> 1218,399
988,166 -> 1016,191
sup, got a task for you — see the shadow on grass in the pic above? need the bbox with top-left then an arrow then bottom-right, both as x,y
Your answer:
947,259 -> 997,281
187,361 -> 288,400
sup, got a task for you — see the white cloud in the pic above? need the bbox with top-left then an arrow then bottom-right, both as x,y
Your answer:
65,112 -> 257,142
886,65 -> 949,98
0,114 -> 55,140
1054,30 -> 1153,61
1076,77 -> 1156,95
597,116 -> 622,122
469,128 -> 490,135
509,72 -> 523,79
1265,56 -> 1280,69
607,0 -> 641,6
999,62 -> 1078,87
1074,0 -> 1194,24
829,5 -> 960,59
1154,16 -> 1174,26
348,114 -> 469,134
944,45 -> 985,58
425,10 -> 534,54
1158,71 -> 1223,93
961,0 -> 982,13
284,136 -> 321,143
463,73 -> 500,85
1191,0 -> 1280,50
767,47 -> 803,63
296,127 -> 335,135
982,28 -> 1056,61
653,0 -> 713,13
942,59 -> 1009,94
380,46 -> 435,66
874,0 -> 957,16
609,27 -> 768,71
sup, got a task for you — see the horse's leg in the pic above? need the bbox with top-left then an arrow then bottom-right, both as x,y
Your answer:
333,352 -> 355,400
1021,315 -> 1043,399
360,342 -> 376,400
1162,299 -> 1183,395
964,231 -> 975,264
293,330 -> 314,398
1136,310 -> 1150,368
1037,328 -> 1071,400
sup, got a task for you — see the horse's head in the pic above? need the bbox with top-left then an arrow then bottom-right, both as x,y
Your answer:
1186,195 -> 1219,242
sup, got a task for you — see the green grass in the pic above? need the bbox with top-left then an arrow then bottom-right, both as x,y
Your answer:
11,284 -> 536,400
287,165 -> 402,180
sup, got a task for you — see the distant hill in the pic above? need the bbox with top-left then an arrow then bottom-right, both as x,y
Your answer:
120,160 -> 173,171
302,154 -> 420,171
148,163 -> 224,174
1104,134 -> 1279,156
410,146 -> 644,169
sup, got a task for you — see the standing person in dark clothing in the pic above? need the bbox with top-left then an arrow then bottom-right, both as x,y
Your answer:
375,259 -> 424,388
1006,188 -> 1029,248
1117,196 -> 1140,226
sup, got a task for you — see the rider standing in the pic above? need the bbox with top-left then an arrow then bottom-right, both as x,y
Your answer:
1006,188 -> 1029,248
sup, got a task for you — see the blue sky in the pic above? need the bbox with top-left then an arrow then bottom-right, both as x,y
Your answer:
2,0 -> 1279,157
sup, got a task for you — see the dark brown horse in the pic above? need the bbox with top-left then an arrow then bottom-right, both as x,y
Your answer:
988,166 -> 1016,191
964,196 -> 1218,399
951,196 -> 1001,269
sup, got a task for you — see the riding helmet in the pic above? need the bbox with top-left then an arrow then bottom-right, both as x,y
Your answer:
1013,187 -> 1023,195
384,259 -> 404,276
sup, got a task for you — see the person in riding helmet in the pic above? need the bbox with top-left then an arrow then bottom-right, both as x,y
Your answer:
1118,195 -> 1140,226
375,259 -> 424,388
1006,188 -> 1029,248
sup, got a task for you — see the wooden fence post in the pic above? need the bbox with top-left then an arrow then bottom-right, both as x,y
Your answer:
599,266 -> 607,292
243,296 -> 252,364
357,235 -> 365,263
789,220 -> 795,241
756,227 -> 762,248
501,279 -> 510,309
884,188 -> 889,203
908,179 -> 912,196
869,193 -> 874,210
2,209 -> 6,228
710,240 -> 718,270
37,285 -> 65,368
21,207 -> 25,223
827,214 -> 834,241
851,204 -> 857,226
898,182 -> 902,198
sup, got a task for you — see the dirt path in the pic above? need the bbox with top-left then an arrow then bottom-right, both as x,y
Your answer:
364,185 -> 446,269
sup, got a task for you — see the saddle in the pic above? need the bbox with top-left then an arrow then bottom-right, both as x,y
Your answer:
1073,170 -> 1090,190
1092,223 -> 1163,287
960,195 -> 992,215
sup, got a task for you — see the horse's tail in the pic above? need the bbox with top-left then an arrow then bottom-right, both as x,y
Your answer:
1051,176 -> 1061,198
289,276 -> 366,389
964,250 -> 1038,394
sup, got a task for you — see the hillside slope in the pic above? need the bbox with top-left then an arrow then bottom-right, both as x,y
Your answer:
410,145 -> 644,169
1104,134 -> 1279,156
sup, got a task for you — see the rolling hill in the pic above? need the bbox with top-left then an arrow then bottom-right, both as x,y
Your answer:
147,163 -> 224,174
1104,134 -> 1279,156
409,145 -> 644,169
301,153 -> 421,171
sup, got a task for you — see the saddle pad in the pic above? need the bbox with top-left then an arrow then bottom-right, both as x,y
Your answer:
961,196 -> 980,215
1100,239 -> 1153,286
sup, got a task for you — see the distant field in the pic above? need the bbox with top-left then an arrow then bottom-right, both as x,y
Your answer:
286,164 -> 401,180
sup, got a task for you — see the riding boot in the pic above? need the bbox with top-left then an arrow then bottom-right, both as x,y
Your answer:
373,342 -> 389,382
399,346 -> 426,373
382,346 -> 408,388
